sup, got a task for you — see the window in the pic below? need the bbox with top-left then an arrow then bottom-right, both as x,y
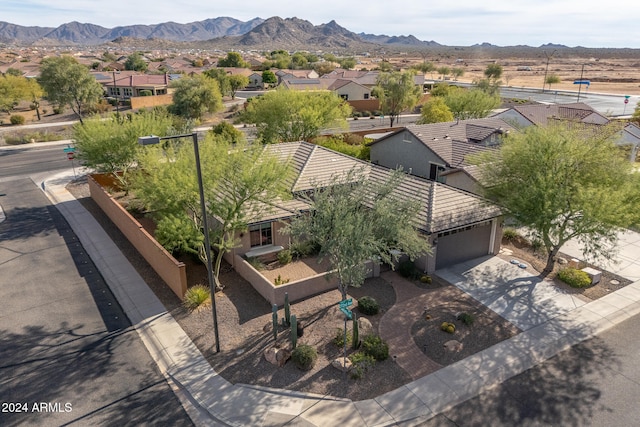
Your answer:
339,94 -> 348,100
249,223 -> 273,247
123,87 -> 133,97
364,93 -> 369,99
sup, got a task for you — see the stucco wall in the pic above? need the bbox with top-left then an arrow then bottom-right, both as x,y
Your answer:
370,130 -> 441,178
88,174 -> 188,299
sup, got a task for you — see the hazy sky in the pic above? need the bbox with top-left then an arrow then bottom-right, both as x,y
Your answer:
2,0 -> 639,48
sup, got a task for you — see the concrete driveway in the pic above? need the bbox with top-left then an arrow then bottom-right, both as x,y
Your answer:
559,229 -> 640,282
436,256 -> 588,331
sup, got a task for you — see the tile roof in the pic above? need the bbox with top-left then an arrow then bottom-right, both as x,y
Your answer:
262,141 -> 500,233
503,102 -> 608,126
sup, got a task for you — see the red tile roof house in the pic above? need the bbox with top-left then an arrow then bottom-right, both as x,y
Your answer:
224,141 -> 503,304
103,73 -> 172,99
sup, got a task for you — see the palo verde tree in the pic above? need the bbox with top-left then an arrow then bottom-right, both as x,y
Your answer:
242,88 -> 351,144
545,74 -> 561,91
444,87 -> 501,120
473,123 -> 640,277
217,52 -> 250,68
124,52 -> 148,72
228,74 -> 249,99
286,169 -> 431,302
372,70 -> 423,127
132,136 -> 292,290
169,74 -> 223,120
73,109 -> 179,188
417,97 -> 454,124
37,56 -> 104,124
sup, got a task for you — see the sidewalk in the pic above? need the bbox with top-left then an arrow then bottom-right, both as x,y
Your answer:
41,169 -> 640,426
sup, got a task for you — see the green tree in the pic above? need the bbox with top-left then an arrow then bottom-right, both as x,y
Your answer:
228,74 -> 249,99
38,56 -> 105,124
314,62 -> 335,76
437,66 -> 451,80
444,87 -> 500,120
209,121 -> 245,144
286,169 -> 431,301
417,97 -> 454,124
429,82 -> 452,97
25,78 -> 44,120
4,68 -> 22,77
217,52 -> 249,68
290,52 -> 309,69
372,70 -> 422,127
242,89 -> 352,144
133,137 -> 291,290
451,67 -> 465,81
0,75 -> 26,113
261,70 -> 277,86
124,52 -> 148,72
72,109 -> 178,188
377,61 -> 394,72
473,124 -> 640,277
338,57 -> 356,70
412,61 -> 435,76
545,74 -> 561,90
484,63 -> 503,81
203,68 -> 231,96
169,75 -> 222,119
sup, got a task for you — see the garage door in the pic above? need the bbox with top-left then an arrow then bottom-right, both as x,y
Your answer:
435,222 -> 493,270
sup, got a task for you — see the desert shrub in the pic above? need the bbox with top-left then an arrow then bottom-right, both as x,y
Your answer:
502,228 -> 520,242
10,115 -> 25,125
358,296 -> 380,315
361,110 -> 371,117
333,328 -> 352,347
349,351 -> 376,379
290,240 -> 320,258
342,132 -> 365,145
291,344 -> 317,370
441,322 -> 456,333
246,257 -> 265,270
139,90 -> 153,96
398,260 -> 419,279
530,238 -> 544,253
457,312 -> 475,326
53,106 -> 64,115
352,111 -> 362,118
183,285 -> 211,311
362,335 -> 389,361
558,268 -> 592,288
312,135 -> 370,160
277,249 -> 292,265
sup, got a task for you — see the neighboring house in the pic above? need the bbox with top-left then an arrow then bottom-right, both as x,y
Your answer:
103,73 -> 172,99
493,102 -> 609,128
369,118 -> 515,194
247,72 -> 264,89
279,77 -> 372,101
621,122 -> 640,162
223,141 -> 503,273
321,69 -> 425,88
275,69 -> 319,84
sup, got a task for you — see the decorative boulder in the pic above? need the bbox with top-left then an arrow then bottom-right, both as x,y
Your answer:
264,346 -> 291,367
358,317 -> 374,338
444,340 -> 463,352
331,357 -> 353,372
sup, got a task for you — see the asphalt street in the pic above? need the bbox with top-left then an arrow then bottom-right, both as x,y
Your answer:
0,178 -> 193,426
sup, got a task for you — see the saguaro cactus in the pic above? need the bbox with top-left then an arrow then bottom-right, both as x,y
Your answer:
352,312 -> 359,350
272,304 -> 278,343
284,292 -> 291,326
290,315 -> 298,349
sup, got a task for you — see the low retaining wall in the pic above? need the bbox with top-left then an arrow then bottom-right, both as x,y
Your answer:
88,174 -> 187,299
233,255 -> 380,306
130,94 -> 173,110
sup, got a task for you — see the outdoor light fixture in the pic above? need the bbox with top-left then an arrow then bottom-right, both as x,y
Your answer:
137,132 -> 221,353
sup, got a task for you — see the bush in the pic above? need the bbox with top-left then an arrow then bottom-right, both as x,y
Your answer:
558,268 -> 592,288
246,257 -> 265,270
10,115 -> 25,125
502,228 -> 520,242
362,335 -> 389,361
53,106 -> 64,115
398,260 -> 419,279
358,296 -> 380,315
333,328 -> 352,347
139,90 -> 153,96
457,312 -> 475,326
183,285 -> 211,311
349,352 -> 376,379
277,249 -> 292,265
274,274 -> 290,286
420,275 -> 432,284
291,344 -> 317,370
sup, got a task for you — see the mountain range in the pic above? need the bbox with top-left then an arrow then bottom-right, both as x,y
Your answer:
0,16 -> 442,49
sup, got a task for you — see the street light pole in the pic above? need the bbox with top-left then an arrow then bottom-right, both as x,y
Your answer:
138,132 -> 221,353
542,49 -> 557,93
